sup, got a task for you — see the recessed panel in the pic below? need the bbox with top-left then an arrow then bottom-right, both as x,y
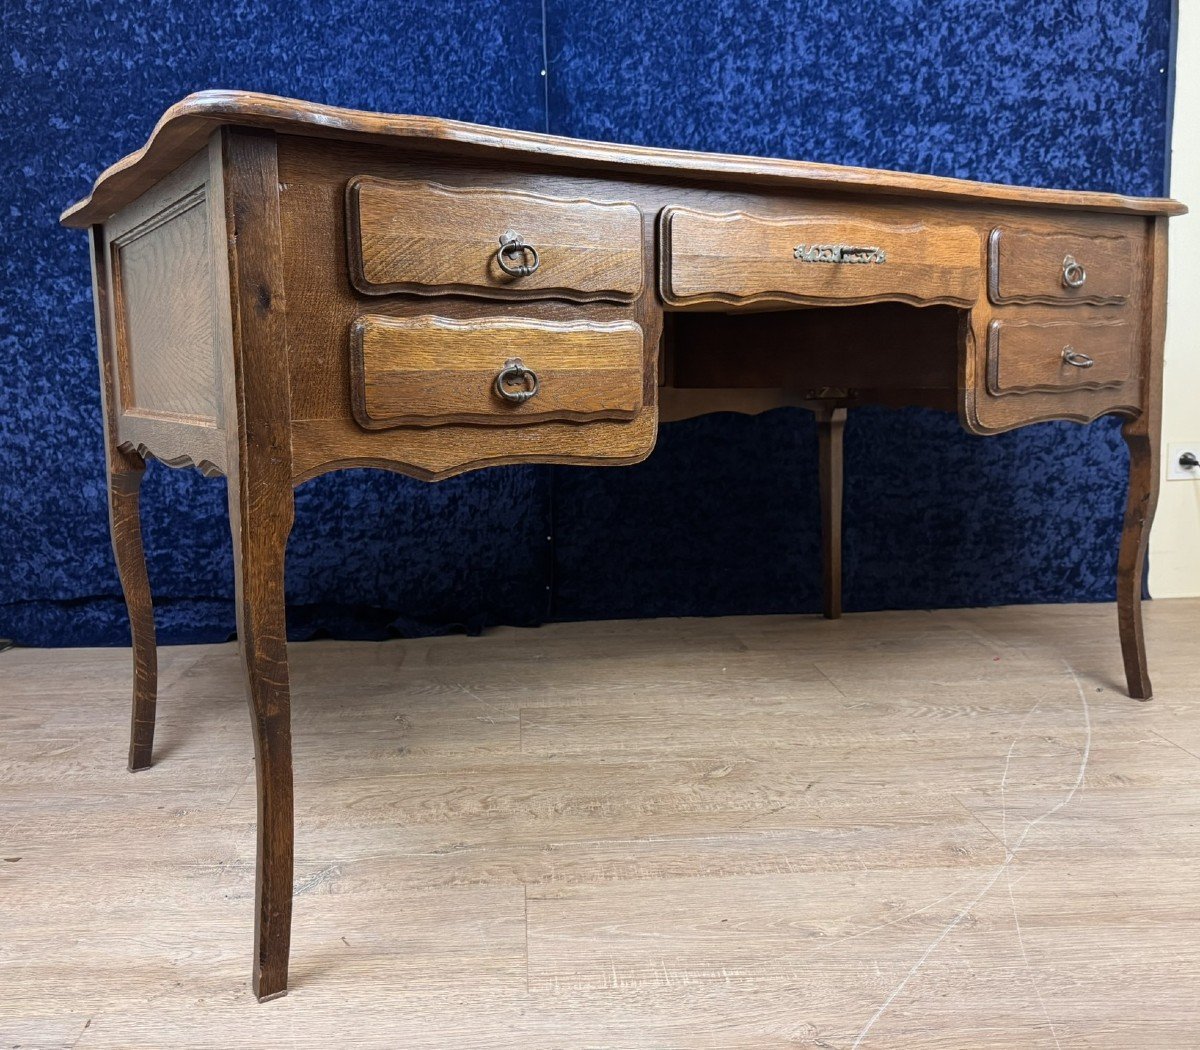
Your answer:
113,187 -> 220,425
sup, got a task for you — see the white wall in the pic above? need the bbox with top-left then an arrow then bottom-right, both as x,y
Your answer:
1150,4 -> 1200,597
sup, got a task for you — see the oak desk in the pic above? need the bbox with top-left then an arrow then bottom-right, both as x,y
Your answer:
62,92 -> 1185,1000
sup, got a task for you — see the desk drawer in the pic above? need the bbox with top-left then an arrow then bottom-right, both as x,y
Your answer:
988,227 -> 1134,305
986,317 -> 1134,396
350,314 -> 645,429
347,178 -> 644,302
659,206 -> 981,307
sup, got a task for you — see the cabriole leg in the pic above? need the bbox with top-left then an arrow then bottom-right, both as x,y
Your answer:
215,126 -> 298,999
229,472 -> 295,1001
1118,420 -> 1160,700
107,452 -> 158,770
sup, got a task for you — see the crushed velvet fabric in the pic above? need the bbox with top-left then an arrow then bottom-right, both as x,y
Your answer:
0,1 -> 1170,645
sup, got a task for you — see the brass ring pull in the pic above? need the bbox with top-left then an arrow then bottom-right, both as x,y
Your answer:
1062,345 -> 1094,368
1062,254 -> 1087,288
496,230 -> 540,278
494,358 -> 539,403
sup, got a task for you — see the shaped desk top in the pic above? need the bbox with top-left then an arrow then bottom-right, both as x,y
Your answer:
62,90 -> 1185,227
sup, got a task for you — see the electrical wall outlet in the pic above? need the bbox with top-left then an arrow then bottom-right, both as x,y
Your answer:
1167,442 -> 1200,481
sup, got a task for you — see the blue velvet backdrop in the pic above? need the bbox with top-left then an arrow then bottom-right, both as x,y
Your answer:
0,1 -> 1172,646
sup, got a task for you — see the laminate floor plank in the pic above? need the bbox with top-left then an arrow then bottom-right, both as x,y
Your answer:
1,600 -> 1198,1048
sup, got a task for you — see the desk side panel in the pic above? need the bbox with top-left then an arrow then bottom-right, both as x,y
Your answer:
99,145 -> 228,475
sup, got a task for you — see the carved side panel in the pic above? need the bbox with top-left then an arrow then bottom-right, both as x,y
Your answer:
102,147 -> 227,474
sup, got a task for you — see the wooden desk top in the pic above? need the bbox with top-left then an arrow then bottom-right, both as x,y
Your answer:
62,90 -> 1186,228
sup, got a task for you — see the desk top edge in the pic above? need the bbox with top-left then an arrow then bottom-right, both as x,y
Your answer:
60,90 -> 1187,228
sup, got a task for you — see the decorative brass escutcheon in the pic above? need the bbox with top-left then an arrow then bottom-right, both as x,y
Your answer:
793,243 -> 887,264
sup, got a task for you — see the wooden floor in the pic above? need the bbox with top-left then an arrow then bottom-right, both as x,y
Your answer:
2,601 -> 1200,1048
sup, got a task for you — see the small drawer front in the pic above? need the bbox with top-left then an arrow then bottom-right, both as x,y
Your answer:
660,206 -> 981,307
988,227 -> 1135,306
986,318 -> 1133,396
348,178 -> 644,302
351,314 -> 645,428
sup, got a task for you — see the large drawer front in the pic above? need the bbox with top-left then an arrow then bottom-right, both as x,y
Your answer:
988,227 -> 1134,306
986,318 -> 1133,396
350,315 -> 645,428
347,178 -> 644,302
659,206 -> 981,307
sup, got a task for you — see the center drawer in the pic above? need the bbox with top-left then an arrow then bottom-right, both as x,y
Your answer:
350,314 -> 645,429
659,206 -> 981,308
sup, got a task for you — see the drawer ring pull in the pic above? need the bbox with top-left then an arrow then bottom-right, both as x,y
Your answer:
494,358 -> 540,403
1062,345 -> 1094,369
1062,254 -> 1087,288
496,230 -> 540,278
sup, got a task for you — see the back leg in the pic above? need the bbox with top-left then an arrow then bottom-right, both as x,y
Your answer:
106,453 -> 158,769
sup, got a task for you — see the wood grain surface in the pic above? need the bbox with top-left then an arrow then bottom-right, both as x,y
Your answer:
90,227 -> 157,773
3,600 -> 1199,1047
60,91 -> 1186,228
815,403 -> 846,621
1117,218 -> 1169,701
276,138 -> 661,481
960,212 -> 1153,436
100,146 -> 228,476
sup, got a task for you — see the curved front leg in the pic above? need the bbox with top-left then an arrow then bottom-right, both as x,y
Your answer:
215,126 -> 299,999
229,471 -> 295,1001
1117,419 -> 1160,700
